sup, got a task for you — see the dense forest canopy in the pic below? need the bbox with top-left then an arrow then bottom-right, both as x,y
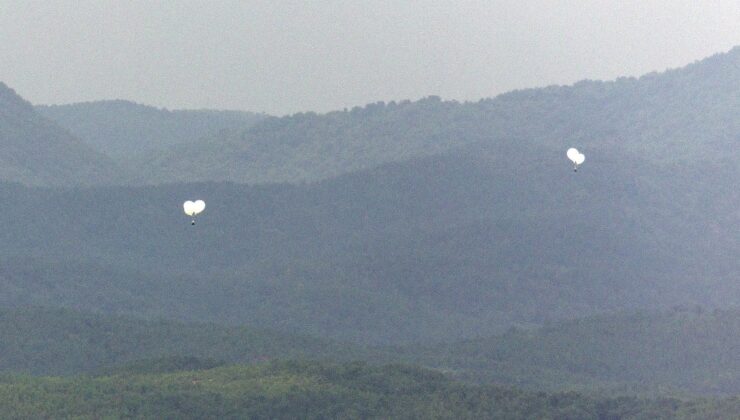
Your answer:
2,360 -> 739,419
0,140 -> 734,344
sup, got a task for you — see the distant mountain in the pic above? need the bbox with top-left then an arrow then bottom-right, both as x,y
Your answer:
0,83 -> 123,186
137,46 -> 740,185
0,49 -> 736,348
37,100 -> 266,163
410,308 -> 740,396
16,47 -> 740,187
137,97 -> 472,184
0,136 -> 735,344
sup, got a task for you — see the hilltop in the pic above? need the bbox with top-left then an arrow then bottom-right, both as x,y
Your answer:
409,308 -> 740,396
0,83 -> 123,186
132,47 -> 740,184
37,100 -> 265,162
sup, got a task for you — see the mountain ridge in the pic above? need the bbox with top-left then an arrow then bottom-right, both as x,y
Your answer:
133,45 -> 740,185
36,99 -> 266,162
0,82 -> 124,186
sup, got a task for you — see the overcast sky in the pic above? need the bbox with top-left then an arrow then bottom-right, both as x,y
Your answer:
1,1 -> 739,115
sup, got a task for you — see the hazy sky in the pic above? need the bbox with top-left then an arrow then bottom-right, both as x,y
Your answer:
2,1 -> 739,115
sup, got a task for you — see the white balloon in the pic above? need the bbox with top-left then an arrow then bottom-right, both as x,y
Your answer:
566,148 -> 580,163
183,200 -> 206,217
574,153 -> 585,165
183,201 -> 196,216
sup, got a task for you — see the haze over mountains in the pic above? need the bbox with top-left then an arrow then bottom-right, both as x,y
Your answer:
137,46 -> 740,185
0,83 -> 122,186
10,359 -> 740,419
0,48 -> 737,338
36,101 -> 265,163
3,46 -> 737,189
0,47 -> 737,415
4,46 -> 739,188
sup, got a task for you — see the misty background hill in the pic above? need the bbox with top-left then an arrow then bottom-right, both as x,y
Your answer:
0,83 -> 123,186
5,47 -> 739,188
122,47 -> 740,184
36,100 -> 265,163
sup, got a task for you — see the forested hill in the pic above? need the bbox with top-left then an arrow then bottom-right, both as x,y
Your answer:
134,46 -> 740,185
409,308 -> 740,396
0,83 -> 123,186
37,100 -> 266,161
6,361 -> 738,419
0,140 -> 735,344
10,47 -> 739,186
2,307 -> 739,396
0,308 -> 363,376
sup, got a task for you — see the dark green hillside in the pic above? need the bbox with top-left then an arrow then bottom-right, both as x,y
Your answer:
411,308 -> 740,395
1,307 -> 739,396
37,100 -> 265,162
0,139 -> 735,344
140,97 -> 473,184
0,83 -> 123,186
0,308 -> 363,375
140,46 -> 740,184
1,361 -> 736,419
0,49 -> 736,345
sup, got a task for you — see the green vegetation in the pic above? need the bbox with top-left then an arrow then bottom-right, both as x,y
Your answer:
406,308 -> 740,396
1,307 -> 738,397
2,360 -> 737,419
21,47 -> 740,187
0,308 -> 365,375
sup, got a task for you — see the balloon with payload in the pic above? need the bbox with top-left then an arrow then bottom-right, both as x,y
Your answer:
567,148 -> 585,172
183,200 -> 206,225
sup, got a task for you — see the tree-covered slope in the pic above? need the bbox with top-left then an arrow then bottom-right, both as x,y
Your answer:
2,307 -> 739,397
409,308 -> 740,396
0,308 -> 363,376
37,100 -> 265,162
2,360 -> 737,419
138,97 -> 473,184
0,138 -> 735,344
0,83 -> 123,186
139,46 -> 740,185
